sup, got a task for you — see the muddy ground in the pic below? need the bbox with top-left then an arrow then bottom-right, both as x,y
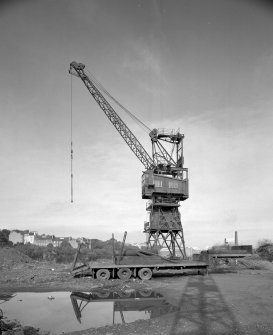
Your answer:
1,250 -> 273,335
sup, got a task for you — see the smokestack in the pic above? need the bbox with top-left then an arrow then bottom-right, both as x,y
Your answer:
235,231 -> 238,246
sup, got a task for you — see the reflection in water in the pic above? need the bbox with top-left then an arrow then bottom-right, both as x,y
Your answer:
70,288 -> 177,325
2,289 -> 176,333
2,292 -> 81,333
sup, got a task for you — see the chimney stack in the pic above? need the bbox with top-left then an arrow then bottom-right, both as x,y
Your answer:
235,231 -> 238,246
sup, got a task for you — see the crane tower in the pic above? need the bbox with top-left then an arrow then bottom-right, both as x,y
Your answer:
69,61 -> 189,259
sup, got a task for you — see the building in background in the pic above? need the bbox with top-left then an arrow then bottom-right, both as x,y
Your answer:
68,237 -> 78,249
77,237 -> 91,249
24,231 -> 37,244
9,230 -> 25,244
8,229 -> 88,249
34,235 -> 54,247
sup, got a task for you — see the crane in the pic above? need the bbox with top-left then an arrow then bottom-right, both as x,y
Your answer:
69,61 -> 189,259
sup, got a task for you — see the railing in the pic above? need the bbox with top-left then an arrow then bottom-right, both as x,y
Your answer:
157,128 -> 180,136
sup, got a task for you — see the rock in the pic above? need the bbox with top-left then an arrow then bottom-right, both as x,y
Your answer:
23,326 -> 39,335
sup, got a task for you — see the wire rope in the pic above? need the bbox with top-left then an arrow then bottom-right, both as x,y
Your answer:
70,73 -> 74,203
85,68 -> 151,134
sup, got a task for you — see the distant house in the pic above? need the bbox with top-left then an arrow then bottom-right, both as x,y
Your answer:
77,237 -> 91,249
54,237 -> 78,249
34,235 -> 53,247
9,229 -> 88,249
184,246 -> 201,258
24,231 -> 37,244
52,237 -> 64,247
68,238 -> 78,249
9,230 -> 24,244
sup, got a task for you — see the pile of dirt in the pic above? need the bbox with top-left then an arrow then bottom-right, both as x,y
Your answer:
237,255 -> 273,271
0,247 -> 34,269
209,254 -> 273,272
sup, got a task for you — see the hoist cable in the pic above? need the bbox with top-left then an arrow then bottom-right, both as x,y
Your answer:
85,69 -> 151,134
70,73 -> 74,203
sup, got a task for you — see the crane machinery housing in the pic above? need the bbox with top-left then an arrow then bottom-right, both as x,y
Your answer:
69,61 -> 189,259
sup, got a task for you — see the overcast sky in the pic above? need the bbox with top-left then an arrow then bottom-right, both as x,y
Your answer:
1,0 -> 273,248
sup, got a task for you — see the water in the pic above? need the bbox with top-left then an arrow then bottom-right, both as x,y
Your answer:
1,289 -> 175,334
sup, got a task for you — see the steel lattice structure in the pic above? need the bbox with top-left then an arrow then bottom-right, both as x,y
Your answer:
69,62 -> 154,170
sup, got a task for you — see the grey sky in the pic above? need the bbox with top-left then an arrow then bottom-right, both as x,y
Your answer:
1,0 -> 273,248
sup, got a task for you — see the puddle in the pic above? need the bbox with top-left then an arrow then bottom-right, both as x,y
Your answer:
2,292 -> 77,334
1,289 -> 176,334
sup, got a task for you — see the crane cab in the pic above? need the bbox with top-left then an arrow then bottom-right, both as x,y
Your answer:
142,170 -> 188,201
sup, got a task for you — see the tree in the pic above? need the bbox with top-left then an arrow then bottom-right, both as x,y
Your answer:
47,243 -> 54,252
0,229 -> 11,246
256,240 -> 273,262
55,240 -> 76,263
257,239 -> 272,247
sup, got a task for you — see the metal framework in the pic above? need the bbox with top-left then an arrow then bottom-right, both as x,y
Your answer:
147,230 -> 186,257
69,61 -> 189,259
69,62 -> 154,170
144,128 -> 188,258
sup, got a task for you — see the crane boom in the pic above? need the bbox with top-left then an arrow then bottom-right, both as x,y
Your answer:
69,61 -> 154,170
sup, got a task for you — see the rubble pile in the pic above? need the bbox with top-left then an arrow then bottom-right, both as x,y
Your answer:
0,248 -> 34,270
238,255 -> 273,270
0,316 -> 48,335
209,254 -> 273,272
0,262 -> 71,288
0,249 -> 72,288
